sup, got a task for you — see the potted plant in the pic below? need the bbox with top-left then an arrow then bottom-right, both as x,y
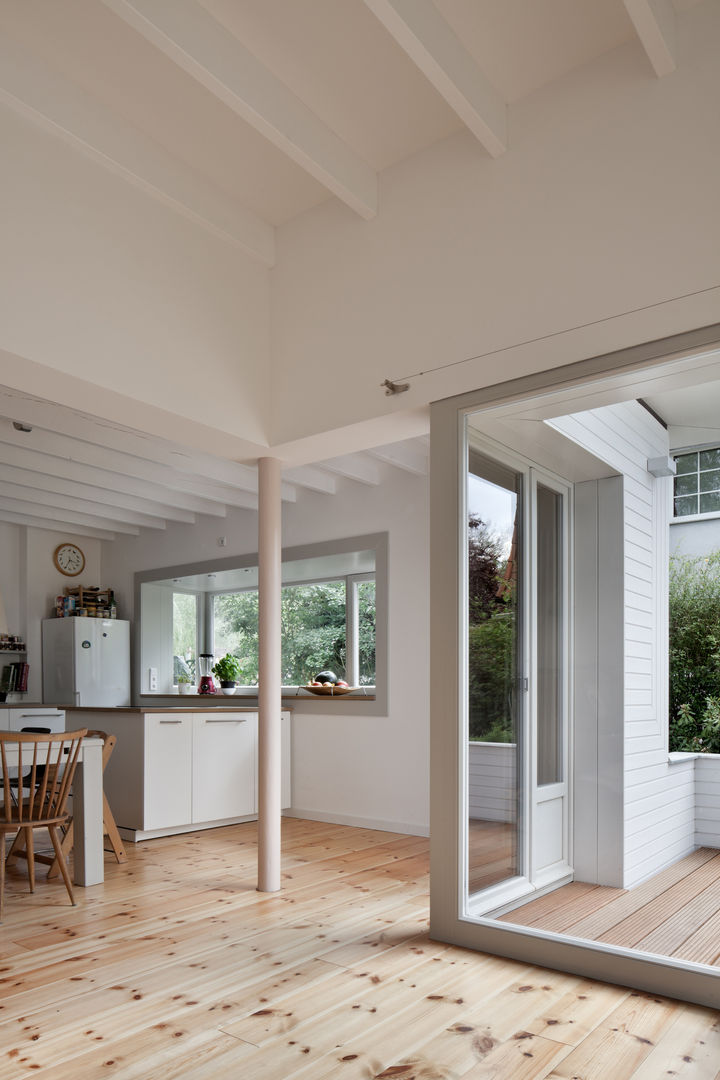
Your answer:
212,653 -> 242,695
177,672 -> 194,695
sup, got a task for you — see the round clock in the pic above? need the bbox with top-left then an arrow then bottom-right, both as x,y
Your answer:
53,542 -> 85,577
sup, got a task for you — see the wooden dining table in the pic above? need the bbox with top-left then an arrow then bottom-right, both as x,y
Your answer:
1,733 -> 105,886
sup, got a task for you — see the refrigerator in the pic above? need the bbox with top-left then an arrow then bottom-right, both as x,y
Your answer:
42,617 -> 131,707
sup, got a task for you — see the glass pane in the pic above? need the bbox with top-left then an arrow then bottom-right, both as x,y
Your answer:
699,491 -> 720,514
172,593 -> 197,684
699,469 -> 720,493
467,447 -> 522,896
213,592 -> 259,684
357,581 -> 376,685
673,452 -> 697,475
674,494 -> 698,517
699,448 -> 720,471
281,581 -> 346,684
674,472 -> 698,497
536,485 -> 563,786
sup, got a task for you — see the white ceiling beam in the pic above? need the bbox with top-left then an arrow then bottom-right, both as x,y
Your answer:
0,509 -> 117,542
0,36 -> 274,265
367,441 -> 428,476
0,422 -> 267,509
363,0 -> 506,157
0,385 -> 267,493
282,465 -> 337,495
320,453 -> 382,486
0,443 -> 227,518
623,0 -> 677,77
102,0 -> 378,219
1,462 -> 195,524
0,495 -> 140,535
0,480 -> 166,531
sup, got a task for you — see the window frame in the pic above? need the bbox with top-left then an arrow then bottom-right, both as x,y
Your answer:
671,444 -> 720,521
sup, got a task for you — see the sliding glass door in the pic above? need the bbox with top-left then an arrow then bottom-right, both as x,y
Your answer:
465,435 -> 570,912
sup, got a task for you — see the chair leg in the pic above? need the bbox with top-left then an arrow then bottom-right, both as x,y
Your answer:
0,833 -> 6,923
103,795 -> 127,864
47,821 -> 74,881
5,829 -> 24,866
25,828 -> 34,893
48,825 -> 75,906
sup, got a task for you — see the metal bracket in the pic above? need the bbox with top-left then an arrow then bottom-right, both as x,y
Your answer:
381,378 -> 410,396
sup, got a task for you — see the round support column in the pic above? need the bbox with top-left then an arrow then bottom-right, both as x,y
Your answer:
257,456 -> 282,892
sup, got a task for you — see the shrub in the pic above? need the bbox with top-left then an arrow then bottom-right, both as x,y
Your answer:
669,551 -> 720,752
468,613 -> 515,742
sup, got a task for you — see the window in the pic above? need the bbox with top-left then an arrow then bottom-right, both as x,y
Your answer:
172,592 -> 197,684
209,575 -> 376,687
673,447 -> 720,517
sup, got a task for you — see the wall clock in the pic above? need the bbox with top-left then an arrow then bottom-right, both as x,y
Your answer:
53,542 -> 86,577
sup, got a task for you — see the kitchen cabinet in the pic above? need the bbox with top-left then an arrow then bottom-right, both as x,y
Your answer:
94,709 -> 291,840
1,707 -> 66,732
192,712 -> 256,822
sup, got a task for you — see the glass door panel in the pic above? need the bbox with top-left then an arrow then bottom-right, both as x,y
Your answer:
466,448 -> 523,897
536,483 -> 564,787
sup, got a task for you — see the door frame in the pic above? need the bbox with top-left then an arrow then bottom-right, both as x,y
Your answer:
430,321 -> 720,1009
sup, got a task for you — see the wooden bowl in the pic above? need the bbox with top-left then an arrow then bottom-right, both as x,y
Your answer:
303,684 -> 356,696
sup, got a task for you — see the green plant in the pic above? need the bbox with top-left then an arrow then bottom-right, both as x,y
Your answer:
212,653 -> 242,683
177,672 -> 192,685
669,551 -> 720,752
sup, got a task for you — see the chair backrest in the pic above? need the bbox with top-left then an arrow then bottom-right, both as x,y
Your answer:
85,729 -> 117,772
0,729 -> 88,825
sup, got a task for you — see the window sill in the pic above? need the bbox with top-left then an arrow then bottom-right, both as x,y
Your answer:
670,511 -> 720,524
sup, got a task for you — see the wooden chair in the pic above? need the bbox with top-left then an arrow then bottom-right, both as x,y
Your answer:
0,729 -> 87,920
47,730 -> 127,878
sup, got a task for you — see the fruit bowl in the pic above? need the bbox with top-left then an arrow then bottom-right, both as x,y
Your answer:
304,684 -> 356,696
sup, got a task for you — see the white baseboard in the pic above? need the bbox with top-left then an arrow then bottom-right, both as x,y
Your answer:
283,806 -> 429,837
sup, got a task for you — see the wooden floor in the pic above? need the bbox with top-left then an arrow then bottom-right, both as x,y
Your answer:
0,820 -> 718,1079
500,848 -> 720,968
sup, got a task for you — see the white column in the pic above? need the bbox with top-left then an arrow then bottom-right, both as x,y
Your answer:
257,456 -> 282,892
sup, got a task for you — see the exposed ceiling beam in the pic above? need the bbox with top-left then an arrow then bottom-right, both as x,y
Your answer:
0,35 -> 274,265
367,440 -> 428,476
0,509 -> 117,542
102,0 -> 378,219
0,386 -> 267,494
363,0 -> 506,158
1,462 -> 195,524
320,453 -> 381,486
0,422 -> 269,509
623,0 -> 677,77
0,443 -> 228,518
0,495 -> 140,535
0,480 -> 166,531
282,465 -> 337,495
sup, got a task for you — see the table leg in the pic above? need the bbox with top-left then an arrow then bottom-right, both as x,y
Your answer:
71,740 -> 104,886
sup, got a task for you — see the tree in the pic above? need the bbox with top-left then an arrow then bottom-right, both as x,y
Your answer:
669,551 -> 720,753
467,514 -> 505,622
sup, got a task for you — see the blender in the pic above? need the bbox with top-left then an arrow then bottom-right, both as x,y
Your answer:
198,653 -> 216,695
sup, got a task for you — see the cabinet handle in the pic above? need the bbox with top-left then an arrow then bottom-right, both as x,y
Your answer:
19,713 -> 62,719
158,719 -> 183,725
204,718 -> 247,724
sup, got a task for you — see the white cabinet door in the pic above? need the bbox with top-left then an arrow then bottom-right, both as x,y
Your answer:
192,712 -> 256,823
10,708 -> 65,733
145,714 -> 193,829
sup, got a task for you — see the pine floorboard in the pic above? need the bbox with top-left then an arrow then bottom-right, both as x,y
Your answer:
0,818 -> 717,1078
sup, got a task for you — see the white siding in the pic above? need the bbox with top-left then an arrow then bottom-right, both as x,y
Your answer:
553,401 -> 697,887
695,754 -> 720,848
468,742 -> 516,824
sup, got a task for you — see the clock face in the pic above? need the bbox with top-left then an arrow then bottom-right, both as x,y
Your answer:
54,543 -> 85,577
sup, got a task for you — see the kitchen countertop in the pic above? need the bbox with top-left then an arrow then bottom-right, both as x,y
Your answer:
64,705 -> 264,713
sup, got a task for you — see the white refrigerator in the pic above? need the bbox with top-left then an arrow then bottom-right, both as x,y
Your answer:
42,617 -> 131,707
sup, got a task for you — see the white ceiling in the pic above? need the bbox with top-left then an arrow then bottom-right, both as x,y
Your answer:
0,0 -> 711,536
0,0 -> 704,243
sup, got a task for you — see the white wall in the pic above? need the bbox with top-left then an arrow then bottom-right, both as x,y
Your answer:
0,103 -> 271,449
670,517 -> 720,557
101,465 -> 430,835
0,524 -> 102,702
695,754 -> 720,848
553,401 -> 696,887
271,2 -> 720,451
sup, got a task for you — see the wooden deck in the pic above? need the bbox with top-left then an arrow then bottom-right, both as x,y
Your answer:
0,819 -> 717,1078
499,847 -> 720,968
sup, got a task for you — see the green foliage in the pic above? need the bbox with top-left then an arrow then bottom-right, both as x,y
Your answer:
211,580 -> 376,687
669,551 -> 720,752
468,614 -> 515,742
212,653 -> 243,683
